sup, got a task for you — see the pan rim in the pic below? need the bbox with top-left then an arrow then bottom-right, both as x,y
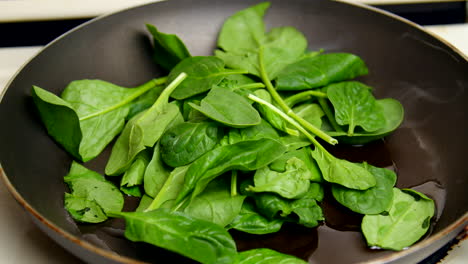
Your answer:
0,0 -> 467,263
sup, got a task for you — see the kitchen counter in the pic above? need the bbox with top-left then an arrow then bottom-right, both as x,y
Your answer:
0,7 -> 466,264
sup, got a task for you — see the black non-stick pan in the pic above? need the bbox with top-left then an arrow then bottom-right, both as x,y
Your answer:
0,0 -> 467,263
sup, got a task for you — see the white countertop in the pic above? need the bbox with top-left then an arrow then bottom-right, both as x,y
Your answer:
0,4 -> 467,264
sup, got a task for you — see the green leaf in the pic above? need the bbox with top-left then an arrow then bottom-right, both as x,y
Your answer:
238,248 -> 307,264
189,88 -> 261,128
105,74 -> 187,175
168,56 -> 245,100
279,135 -> 311,152
216,3 -> 307,79
326,81 -> 385,135
268,148 -> 322,182
328,98 -> 404,144
184,177 -> 246,227
110,209 -> 237,264
176,138 -> 286,205
227,200 -> 283,235
332,163 -> 397,214
362,188 -> 435,251
145,166 -> 189,211
63,161 -> 124,223
160,122 -> 222,167
126,84 -> 165,120
223,119 -> 280,145
311,146 -> 376,190
276,53 -> 368,91
136,194 -> 153,212
248,157 -> 311,199
143,143 -> 171,198
120,150 -> 150,197
292,103 -> 324,129
146,24 -> 191,71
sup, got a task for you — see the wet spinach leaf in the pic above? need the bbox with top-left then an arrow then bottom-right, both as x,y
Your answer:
311,146 -> 376,190
146,24 -> 191,71
64,161 -> 124,223
160,121 -> 222,167
238,248 -> 307,264
326,81 -> 385,136
362,188 -> 435,251
168,56 -> 245,100
276,53 -> 368,91
327,98 -> 404,144
120,150 -> 151,197
109,209 -> 237,264
332,163 -> 396,214
176,138 -> 286,206
184,178 -> 246,227
32,79 -> 161,161
189,88 -> 261,128
227,199 -> 283,235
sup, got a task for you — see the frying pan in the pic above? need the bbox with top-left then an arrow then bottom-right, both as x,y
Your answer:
0,0 -> 467,263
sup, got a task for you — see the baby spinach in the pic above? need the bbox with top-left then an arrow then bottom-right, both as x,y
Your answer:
189,88 -> 261,128
268,148 -> 322,182
109,209 -> 238,264
279,135 -> 311,152
248,157 -> 311,199
168,56 -> 246,100
222,119 -> 279,145
143,143 -> 171,198
184,178 -> 246,227
275,53 -> 368,91
227,200 -> 284,235
326,81 -> 385,136
311,146 -> 376,190
32,78 -> 163,161
64,161 -> 124,223
361,188 -> 435,250
136,194 -> 153,212
160,121 -> 222,167
146,24 -> 191,71
238,248 -> 308,264
292,103 -> 324,129
120,150 -> 150,197
332,163 -> 396,214
176,138 -> 286,206
328,98 -> 404,144
105,73 -> 187,176
216,2 -> 307,79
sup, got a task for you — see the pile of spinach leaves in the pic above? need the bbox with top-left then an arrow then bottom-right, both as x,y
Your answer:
32,2 -> 434,263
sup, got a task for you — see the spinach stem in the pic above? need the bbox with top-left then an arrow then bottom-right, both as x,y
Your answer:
231,170 -> 238,197
318,98 -> 344,132
284,90 -> 327,108
248,94 -> 327,153
236,83 -> 265,90
257,47 -> 337,145
79,77 -> 167,121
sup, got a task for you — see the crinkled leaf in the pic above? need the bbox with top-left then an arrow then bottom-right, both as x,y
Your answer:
268,147 -> 322,182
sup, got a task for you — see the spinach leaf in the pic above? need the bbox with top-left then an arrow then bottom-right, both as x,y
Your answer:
311,146 -> 376,190
248,157 -> 311,199
176,138 -> 286,206
269,148 -> 322,182
109,209 -> 237,264
253,89 -> 298,136
146,24 -> 191,71
216,2 -> 307,79
279,135 -> 311,151
126,84 -> 165,120
361,188 -> 435,250
136,194 -> 153,212
145,166 -> 189,211
64,161 -> 124,223
293,103 -> 324,129
222,119 -> 279,145
168,56 -> 246,100
31,79 -> 162,161
120,150 -> 151,197
189,88 -> 261,128
144,143 -> 171,198
160,121 -> 222,167
276,53 -> 368,91
227,199 -> 283,235
328,98 -> 404,144
238,248 -> 307,264
184,177 -> 246,227
332,163 -> 396,214
326,81 -> 385,135
105,73 -> 187,176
